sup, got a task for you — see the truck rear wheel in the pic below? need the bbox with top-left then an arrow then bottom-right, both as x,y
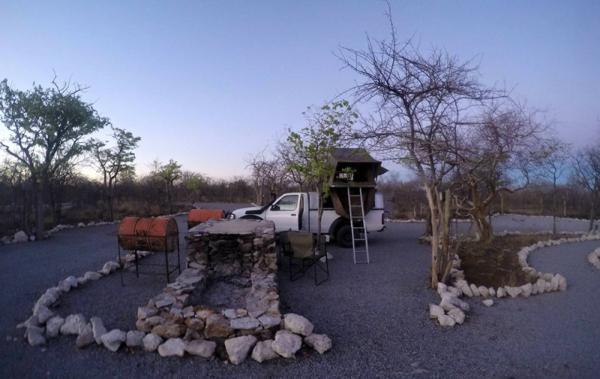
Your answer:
335,224 -> 353,248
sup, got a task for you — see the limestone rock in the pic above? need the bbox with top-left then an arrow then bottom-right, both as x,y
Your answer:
90,317 -> 107,345
489,288 -> 496,297
482,299 -> 494,307
137,306 -> 158,320
143,333 -> 162,352
496,287 -> 505,298
258,314 -> 281,329
521,283 -> 533,297
461,285 -> 473,297
436,282 -> 447,295
479,286 -> 489,297
60,314 -> 87,335
13,231 -> 28,243
151,323 -> 185,339
304,333 -> 332,354
470,283 -> 480,297
447,308 -> 465,325
76,323 -> 95,348
101,329 -> 126,352
45,316 -> 64,338
204,314 -> 232,339
184,317 -> 205,331
126,330 -> 146,347
58,276 -> 78,292
158,338 -> 185,357
251,339 -> 279,362
26,326 -> 46,346
100,261 -> 120,275
34,305 -> 54,324
283,313 -> 314,336
506,286 -> 522,298
230,317 -> 260,330
272,330 -> 302,358
440,293 -> 470,312
429,304 -> 445,319
225,335 -> 257,365
184,339 -> 216,358
437,314 -> 456,327
556,274 -> 567,291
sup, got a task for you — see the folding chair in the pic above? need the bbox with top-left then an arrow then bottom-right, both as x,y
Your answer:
282,231 -> 329,285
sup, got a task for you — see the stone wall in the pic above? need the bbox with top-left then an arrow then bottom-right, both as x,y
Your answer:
135,219 -> 330,363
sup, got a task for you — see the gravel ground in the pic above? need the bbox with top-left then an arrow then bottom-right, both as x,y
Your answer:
1,217 -> 600,378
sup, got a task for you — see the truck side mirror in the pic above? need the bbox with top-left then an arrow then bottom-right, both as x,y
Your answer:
270,204 -> 280,211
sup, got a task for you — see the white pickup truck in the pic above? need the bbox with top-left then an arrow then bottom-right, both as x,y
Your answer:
230,191 -> 385,247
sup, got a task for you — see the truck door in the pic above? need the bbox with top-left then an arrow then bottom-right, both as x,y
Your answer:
266,194 -> 300,232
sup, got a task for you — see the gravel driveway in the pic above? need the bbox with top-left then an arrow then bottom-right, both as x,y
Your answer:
1,217 -> 599,378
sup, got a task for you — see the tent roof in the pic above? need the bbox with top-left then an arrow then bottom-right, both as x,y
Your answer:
331,148 -> 380,164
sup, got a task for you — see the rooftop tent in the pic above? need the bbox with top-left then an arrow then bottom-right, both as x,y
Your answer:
328,148 -> 387,218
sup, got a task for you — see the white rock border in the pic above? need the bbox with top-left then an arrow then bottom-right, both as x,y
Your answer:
588,247 -> 600,270
429,232 -> 600,327
17,251 -> 153,349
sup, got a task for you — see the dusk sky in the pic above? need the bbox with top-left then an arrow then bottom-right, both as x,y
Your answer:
1,0 -> 599,180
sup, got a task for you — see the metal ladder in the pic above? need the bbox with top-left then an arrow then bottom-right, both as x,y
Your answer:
347,187 -> 370,264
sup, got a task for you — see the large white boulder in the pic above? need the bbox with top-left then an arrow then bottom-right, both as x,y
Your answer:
272,330 -> 302,358
283,313 -> 314,336
304,333 -> 332,354
429,304 -> 445,319
76,323 -> 95,348
184,339 -> 216,358
142,333 -> 162,352
447,308 -> 465,324
45,316 -> 64,338
225,335 -> 257,365
437,314 -> 456,327
13,231 -> 29,243
251,339 -> 279,362
101,329 -> 127,352
521,283 -> 533,297
60,314 -> 87,335
126,331 -> 146,348
158,338 -> 185,357
90,317 -> 107,345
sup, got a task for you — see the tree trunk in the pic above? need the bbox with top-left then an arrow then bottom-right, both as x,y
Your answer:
589,196 -> 596,232
316,184 -> 323,249
108,177 -> 115,221
424,185 -> 440,288
33,177 -> 46,240
472,208 -> 493,243
552,180 -> 557,236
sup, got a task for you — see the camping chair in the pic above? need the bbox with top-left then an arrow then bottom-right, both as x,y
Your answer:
282,231 -> 329,285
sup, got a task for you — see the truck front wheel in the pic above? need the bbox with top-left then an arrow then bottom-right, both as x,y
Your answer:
335,224 -> 353,248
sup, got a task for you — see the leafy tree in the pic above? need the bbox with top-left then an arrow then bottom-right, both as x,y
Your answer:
0,78 -> 109,239
286,100 -> 357,243
92,127 -> 141,220
153,159 -> 182,213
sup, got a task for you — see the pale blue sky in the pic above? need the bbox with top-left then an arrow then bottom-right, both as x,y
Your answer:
1,1 -> 599,179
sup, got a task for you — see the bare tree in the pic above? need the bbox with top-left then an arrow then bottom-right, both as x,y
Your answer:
451,102 -> 547,242
338,9 -> 499,287
533,137 -> 570,235
0,78 -> 109,239
572,144 -> 600,231
246,150 -> 290,205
